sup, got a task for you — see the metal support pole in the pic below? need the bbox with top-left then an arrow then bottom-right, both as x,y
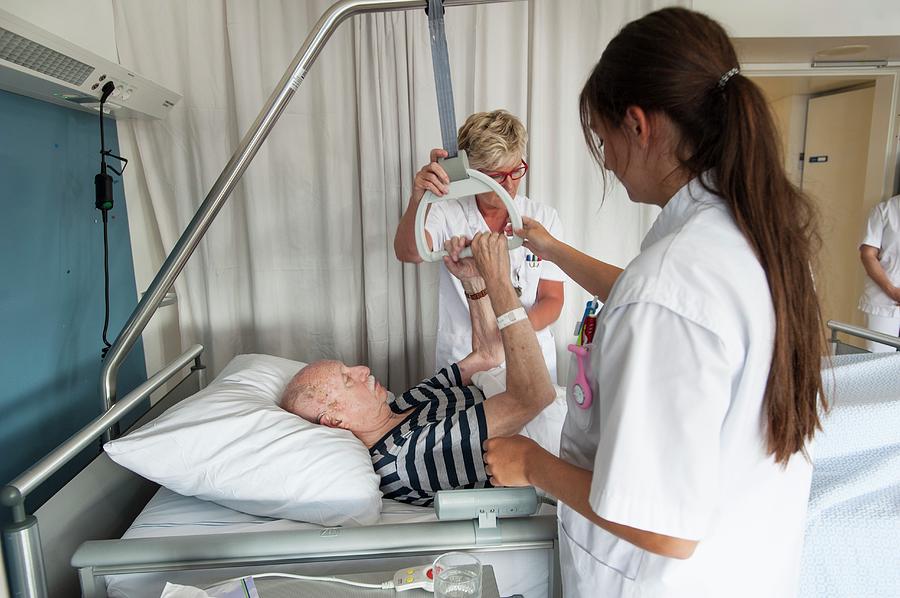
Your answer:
2,517 -> 48,598
191,355 -> 207,389
98,0 -> 522,442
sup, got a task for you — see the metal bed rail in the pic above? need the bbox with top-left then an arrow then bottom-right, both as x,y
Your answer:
1,345 -> 204,598
71,516 -> 559,598
827,319 -> 900,352
99,0 -> 523,443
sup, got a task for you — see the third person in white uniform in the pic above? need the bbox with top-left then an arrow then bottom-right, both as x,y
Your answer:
480,9 -> 829,598
858,194 -> 900,351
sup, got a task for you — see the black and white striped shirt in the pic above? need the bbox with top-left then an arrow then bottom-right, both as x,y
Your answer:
369,364 -> 490,506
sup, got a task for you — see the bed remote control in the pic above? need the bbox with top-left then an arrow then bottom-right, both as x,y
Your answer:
393,564 -> 435,592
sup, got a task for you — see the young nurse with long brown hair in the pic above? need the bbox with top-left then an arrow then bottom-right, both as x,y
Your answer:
480,8 -> 828,597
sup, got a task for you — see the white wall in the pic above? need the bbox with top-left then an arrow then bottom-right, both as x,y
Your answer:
694,0 -> 900,38
864,76 -> 900,208
0,0 -> 184,396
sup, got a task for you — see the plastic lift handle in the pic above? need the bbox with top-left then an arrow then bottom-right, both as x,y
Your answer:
415,153 -> 524,263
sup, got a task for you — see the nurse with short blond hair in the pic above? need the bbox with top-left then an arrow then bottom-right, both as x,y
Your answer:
394,110 -> 565,379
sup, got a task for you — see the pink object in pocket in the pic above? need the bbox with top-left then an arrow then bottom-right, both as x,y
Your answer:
567,344 -> 592,409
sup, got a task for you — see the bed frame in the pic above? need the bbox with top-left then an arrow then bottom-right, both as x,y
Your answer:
73,514 -> 560,598
827,319 -> 900,354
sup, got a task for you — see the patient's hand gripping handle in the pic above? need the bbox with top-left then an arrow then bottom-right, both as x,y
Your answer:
415,152 -> 524,262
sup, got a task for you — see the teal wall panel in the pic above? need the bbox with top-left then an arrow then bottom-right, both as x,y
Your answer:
0,89 -> 148,514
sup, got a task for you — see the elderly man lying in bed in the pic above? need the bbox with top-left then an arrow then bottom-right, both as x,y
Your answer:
281,234 -> 555,506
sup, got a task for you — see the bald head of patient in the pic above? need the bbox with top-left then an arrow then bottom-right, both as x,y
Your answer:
281,360 -> 392,435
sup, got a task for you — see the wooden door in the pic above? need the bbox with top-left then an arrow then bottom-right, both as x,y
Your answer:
801,86 -> 875,327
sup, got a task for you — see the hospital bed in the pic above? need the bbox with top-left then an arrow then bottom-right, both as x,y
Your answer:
799,320 -> 900,598
72,352 -> 566,598
3,349 -> 562,598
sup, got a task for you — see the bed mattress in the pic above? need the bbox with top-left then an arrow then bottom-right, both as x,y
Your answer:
106,487 -> 557,598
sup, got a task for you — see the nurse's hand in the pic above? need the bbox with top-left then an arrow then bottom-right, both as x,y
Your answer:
483,435 -> 542,487
470,232 -> 511,289
513,216 -> 559,261
442,236 -> 480,281
411,148 -> 450,203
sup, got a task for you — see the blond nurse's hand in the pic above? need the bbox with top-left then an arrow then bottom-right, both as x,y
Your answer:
470,232 -> 511,288
411,148 -> 450,203
483,435 -> 541,487
513,216 -> 558,261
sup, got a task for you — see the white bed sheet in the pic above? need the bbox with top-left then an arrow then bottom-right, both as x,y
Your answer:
107,487 -> 557,598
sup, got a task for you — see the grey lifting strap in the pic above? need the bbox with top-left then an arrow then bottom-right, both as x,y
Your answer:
415,0 -> 524,262
427,0 -> 459,160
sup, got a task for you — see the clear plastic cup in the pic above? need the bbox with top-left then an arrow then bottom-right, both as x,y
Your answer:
432,552 -> 482,598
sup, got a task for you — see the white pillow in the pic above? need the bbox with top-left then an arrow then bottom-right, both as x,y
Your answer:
105,354 -> 382,526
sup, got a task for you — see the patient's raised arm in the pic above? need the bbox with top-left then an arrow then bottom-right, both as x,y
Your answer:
461,233 -> 556,437
442,236 -> 504,384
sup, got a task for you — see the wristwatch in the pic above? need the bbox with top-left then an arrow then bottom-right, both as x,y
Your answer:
465,288 -> 489,301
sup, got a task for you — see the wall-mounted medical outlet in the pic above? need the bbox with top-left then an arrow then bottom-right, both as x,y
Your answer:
0,8 -> 180,120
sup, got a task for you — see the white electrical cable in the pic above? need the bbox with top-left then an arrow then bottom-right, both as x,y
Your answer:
205,572 -> 395,591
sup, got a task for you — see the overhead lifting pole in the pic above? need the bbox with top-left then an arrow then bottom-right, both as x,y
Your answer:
100,0 -> 521,441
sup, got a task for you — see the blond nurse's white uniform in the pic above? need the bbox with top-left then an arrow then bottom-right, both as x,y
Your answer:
558,179 -> 813,598
426,194 -> 565,379
858,195 -> 900,352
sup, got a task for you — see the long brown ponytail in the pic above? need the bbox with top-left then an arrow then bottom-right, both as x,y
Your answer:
580,7 -> 827,464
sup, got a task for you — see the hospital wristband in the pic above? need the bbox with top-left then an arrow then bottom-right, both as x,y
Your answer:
496,307 -> 528,330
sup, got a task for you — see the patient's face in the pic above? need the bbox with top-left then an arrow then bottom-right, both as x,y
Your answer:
284,360 -> 389,432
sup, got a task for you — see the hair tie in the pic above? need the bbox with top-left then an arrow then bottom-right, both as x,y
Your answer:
717,67 -> 740,90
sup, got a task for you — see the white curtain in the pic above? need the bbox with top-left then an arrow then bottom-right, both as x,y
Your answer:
113,0 -> 683,389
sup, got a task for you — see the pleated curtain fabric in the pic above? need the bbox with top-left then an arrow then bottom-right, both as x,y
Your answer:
112,0 -> 683,389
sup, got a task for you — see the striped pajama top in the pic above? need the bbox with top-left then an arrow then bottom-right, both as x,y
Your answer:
369,364 -> 491,506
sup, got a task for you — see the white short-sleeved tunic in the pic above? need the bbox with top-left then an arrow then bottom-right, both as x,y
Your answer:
426,194 -> 565,379
558,179 -> 813,598
858,195 -> 900,318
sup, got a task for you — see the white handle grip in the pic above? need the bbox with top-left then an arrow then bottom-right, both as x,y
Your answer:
415,169 -> 524,263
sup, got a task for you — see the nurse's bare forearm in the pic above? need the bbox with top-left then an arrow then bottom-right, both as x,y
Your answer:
527,296 -> 561,331
861,246 -> 897,296
394,196 -> 428,263
546,241 -> 623,302
528,280 -> 564,331
527,449 -> 698,560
